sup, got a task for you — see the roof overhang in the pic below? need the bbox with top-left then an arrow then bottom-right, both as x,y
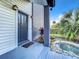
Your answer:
29,0 -> 55,7
30,0 -> 47,6
47,0 -> 55,7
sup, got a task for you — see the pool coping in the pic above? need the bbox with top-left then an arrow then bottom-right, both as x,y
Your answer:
52,40 -> 79,58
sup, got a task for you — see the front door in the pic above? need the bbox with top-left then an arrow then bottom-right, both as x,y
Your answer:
18,11 -> 28,45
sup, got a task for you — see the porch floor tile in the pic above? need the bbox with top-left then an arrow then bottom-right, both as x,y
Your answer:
0,43 -> 78,59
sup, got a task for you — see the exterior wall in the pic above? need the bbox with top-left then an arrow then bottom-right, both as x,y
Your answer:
0,0 -> 32,41
0,0 -> 32,55
0,1 -> 17,55
33,4 -> 50,47
33,3 -> 44,40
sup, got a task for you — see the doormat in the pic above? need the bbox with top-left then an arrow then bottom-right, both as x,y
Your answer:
22,42 -> 34,48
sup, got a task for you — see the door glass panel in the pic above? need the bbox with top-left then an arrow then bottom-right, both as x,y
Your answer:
18,11 -> 28,45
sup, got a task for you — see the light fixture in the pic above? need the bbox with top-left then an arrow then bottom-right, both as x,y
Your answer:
12,5 -> 18,10
50,7 -> 53,11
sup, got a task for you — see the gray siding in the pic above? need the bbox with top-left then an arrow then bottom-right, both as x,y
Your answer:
0,3 -> 17,55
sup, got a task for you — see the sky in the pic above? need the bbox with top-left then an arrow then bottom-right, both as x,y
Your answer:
50,0 -> 79,22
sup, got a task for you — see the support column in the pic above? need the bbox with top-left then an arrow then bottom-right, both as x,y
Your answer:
44,6 -> 50,47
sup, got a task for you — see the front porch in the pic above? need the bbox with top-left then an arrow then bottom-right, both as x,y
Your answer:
0,43 -> 77,59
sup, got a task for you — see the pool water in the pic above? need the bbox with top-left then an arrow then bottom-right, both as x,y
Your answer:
59,43 -> 79,56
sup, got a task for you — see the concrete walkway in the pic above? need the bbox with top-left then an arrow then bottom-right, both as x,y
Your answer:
0,43 -> 78,59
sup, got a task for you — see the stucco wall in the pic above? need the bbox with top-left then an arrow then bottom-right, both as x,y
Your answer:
33,3 -> 44,40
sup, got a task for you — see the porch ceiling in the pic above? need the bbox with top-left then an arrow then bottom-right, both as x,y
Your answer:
29,0 -> 47,5
29,0 -> 55,7
47,0 -> 55,7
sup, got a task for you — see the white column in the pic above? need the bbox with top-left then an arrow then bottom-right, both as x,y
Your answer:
28,16 -> 32,41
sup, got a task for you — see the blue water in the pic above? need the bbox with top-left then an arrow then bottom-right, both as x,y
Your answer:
59,43 -> 79,56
